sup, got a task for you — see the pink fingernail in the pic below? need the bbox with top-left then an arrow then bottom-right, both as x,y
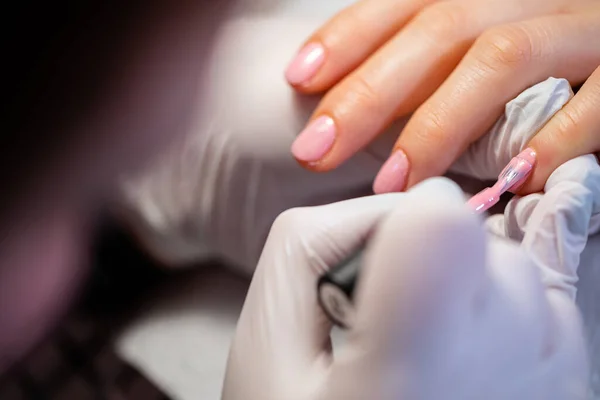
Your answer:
467,147 -> 537,213
285,43 -> 325,85
291,115 -> 336,162
373,150 -> 410,194
507,147 -> 537,193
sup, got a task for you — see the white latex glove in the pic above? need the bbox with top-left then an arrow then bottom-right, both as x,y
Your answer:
223,178 -> 589,400
450,76 -> 573,181
115,10 -> 387,273
487,154 -> 600,298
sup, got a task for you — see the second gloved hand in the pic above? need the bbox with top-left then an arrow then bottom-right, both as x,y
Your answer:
223,177 -> 588,400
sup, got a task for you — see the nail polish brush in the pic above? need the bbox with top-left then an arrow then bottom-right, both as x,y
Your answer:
317,148 -> 537,328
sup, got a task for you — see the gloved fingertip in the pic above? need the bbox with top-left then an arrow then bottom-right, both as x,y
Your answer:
409,177 -> 467,205
381,190 -> 486,258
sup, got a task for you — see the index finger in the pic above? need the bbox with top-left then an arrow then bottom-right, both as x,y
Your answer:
285,0 -> 435,92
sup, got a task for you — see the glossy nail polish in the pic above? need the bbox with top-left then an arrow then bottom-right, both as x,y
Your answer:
373,150 -> 409,194
467,148 -> 537,213
291,116 -> 336,162
285,43 -> 325,85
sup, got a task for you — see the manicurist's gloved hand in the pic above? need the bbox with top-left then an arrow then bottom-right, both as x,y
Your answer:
222,176 -> 591,400
487,154 -> 600,298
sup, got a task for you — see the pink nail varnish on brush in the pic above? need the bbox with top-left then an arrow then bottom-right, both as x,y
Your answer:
467,148 -> 537,214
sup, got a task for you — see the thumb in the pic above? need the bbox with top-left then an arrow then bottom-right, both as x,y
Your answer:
324,178 -> 487,399
357,178 -> 484,350
223,194 -> 405,400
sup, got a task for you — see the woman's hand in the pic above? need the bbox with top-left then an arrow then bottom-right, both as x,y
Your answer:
285,0 -> 600,194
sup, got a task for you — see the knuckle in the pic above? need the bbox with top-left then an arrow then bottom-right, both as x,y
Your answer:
476,25 -> 536,70
414,3 -> 468,43
552,106 -> 583,139
414,105 -> 455,149
339,73 -> 383,113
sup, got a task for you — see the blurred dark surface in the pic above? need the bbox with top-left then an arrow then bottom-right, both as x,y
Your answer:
0,220 -> 173,400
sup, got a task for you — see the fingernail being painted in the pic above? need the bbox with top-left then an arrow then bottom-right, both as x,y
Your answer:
467,148 -> 537,213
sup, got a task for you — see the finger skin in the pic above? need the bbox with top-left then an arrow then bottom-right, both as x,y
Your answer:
518,65 -> 600,194
389,11 -> 600,192
288,0 -> 436,93
292,0 -> 570,173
